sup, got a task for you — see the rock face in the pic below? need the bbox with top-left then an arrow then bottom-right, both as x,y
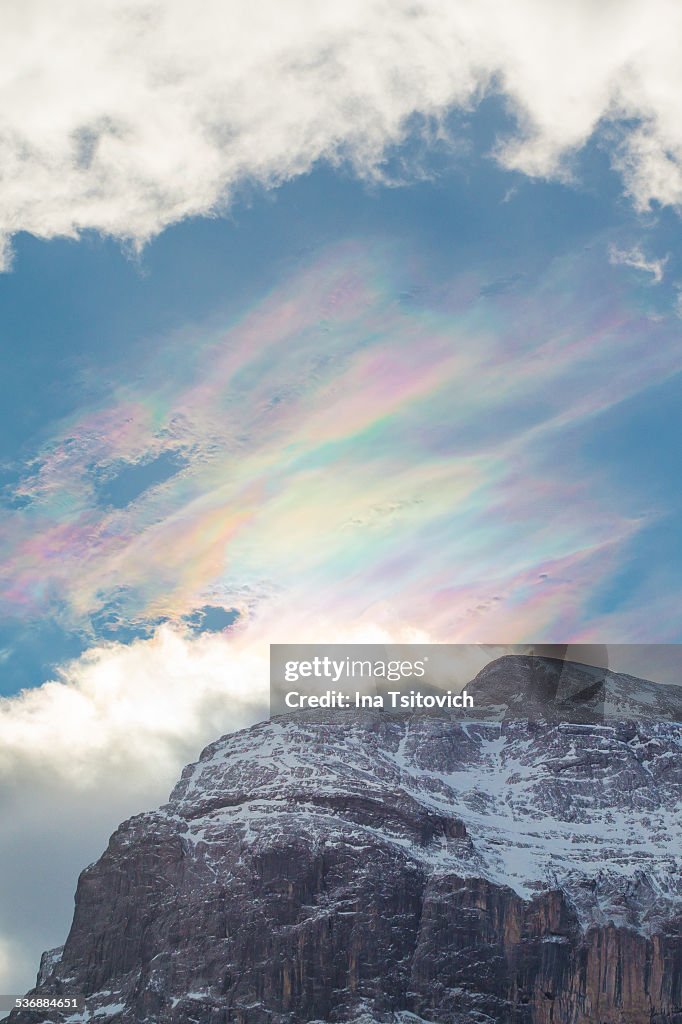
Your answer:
11,657 -> 682,1024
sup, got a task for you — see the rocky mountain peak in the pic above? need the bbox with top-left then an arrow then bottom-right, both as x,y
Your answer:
468,653 -> 682,723
10,662 -> 682,1024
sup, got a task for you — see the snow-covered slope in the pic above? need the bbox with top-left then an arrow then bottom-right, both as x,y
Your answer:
171,712 -> 682,930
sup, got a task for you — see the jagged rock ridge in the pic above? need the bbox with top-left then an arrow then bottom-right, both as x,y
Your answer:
11,657 -> 682,1024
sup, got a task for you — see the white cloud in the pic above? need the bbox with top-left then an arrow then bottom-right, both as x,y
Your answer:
0,624 -> 268,999
1,0 -> 682,266
608,243 -> 669,283
0,624 -> 269,786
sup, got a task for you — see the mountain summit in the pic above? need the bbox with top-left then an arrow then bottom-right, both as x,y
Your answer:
467,653 -> 682,723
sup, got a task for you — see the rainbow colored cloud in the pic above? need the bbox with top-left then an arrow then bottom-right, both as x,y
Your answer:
1,239 -> 680,645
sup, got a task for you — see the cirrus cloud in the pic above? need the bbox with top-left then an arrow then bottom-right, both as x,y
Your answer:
3,240 -> 682,644
1,0 -> 682,266
608,244 -> 669,283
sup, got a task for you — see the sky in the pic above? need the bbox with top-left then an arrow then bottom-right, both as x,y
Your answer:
1,0 -> 682,1001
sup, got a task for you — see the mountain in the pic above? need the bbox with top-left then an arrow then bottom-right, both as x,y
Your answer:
10,657 -> 682,1023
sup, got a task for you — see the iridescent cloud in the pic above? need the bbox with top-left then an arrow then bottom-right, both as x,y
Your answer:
1,238 -> 680,644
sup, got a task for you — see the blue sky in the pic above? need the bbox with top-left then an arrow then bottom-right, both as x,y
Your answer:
1,101 -> 681,697
2,0 -> 682,1000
